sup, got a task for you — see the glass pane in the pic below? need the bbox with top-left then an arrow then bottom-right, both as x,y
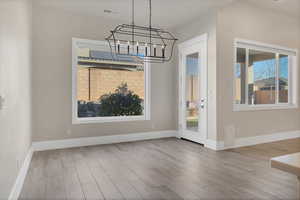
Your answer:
235,48 -> 246,104
77,47 -> 145,118
186,53 -> 199,131
279,55 -> 289,103
248,50 -> 276,105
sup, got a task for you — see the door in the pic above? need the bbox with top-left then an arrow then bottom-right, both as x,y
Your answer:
178,34 -> 208,144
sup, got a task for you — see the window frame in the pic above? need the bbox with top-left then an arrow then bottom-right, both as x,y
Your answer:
233,39 -> 298,112
72,38 -> 151,124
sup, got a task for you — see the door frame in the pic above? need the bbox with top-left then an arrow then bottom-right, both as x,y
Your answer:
178,33 -> 208,144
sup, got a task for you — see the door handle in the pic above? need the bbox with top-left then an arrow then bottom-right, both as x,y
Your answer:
199,98 -> 205,109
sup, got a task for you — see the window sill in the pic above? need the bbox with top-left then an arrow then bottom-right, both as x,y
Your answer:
72,115 -> 150,124
233,104 -> 298,112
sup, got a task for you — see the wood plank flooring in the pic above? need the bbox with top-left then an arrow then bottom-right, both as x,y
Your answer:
20,138 -> 300,200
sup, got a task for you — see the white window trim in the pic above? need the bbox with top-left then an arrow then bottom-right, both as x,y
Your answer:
72,38 -> 151,124
233,38 -> 298,112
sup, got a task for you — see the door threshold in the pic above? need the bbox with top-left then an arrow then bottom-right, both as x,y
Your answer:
180,138 -> 204,146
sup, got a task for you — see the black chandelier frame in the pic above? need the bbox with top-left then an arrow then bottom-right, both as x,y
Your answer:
106,0 -> 178,63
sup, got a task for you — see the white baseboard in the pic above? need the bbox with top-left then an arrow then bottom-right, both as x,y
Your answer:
216,130 -> 300,150
8,147 -> 33,200
204,139 -> 218,150
32,130 -> 178,151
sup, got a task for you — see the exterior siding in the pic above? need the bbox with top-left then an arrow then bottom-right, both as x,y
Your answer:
77,67 -> 145,102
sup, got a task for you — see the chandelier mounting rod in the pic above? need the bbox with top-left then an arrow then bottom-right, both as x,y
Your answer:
149,0 -> 152,52
132,0 -> 135,50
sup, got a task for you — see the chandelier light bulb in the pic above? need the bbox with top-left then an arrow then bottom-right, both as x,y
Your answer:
127,41 -> 130,54
117,40 -> 120,53
153,44 -> 157,57
144,43 -> 148,56
136,42 -> 139,54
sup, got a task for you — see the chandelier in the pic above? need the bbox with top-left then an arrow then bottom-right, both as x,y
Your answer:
106,0 -> 178,63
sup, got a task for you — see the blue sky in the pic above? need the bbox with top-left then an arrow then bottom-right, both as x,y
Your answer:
186,57 -> 199,76
236,56 -> 288,81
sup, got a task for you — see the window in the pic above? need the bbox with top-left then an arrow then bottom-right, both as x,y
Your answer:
234,39 -> 298,111
72,38 -> 150,123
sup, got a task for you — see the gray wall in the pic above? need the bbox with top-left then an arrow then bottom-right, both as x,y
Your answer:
32,4 -> 177,141
27,1 -> 300,145
0,0 -> 32,198
217,1 -> 300,142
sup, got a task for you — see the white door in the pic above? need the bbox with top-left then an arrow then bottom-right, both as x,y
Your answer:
178,34 -> 208,144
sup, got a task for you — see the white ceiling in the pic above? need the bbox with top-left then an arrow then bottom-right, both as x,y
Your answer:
34,0 -> 235,28
246,0 -> 300,18
34,0 -> 299,29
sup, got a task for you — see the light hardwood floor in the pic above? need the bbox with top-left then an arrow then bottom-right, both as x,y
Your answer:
20,138 -> 300,200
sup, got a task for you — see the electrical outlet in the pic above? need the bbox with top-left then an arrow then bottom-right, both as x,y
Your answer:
16,158 -> 21,171
224,125 -> 236,147
67,129 -> 72,135
0,95 -> 4,110
151,123 -> 156,129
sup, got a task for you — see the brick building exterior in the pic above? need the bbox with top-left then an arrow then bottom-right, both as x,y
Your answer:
77,67 -> 144,102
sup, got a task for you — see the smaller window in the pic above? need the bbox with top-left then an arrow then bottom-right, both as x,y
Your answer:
279,54 -> 289,103
248,50 -> 276,105
234,39 -> 297,111
235,48 -> 246,104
